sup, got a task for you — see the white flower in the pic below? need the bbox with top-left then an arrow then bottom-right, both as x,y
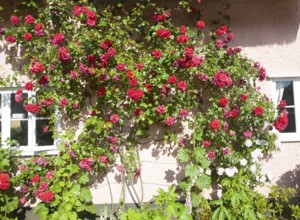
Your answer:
250,164 -> 256,174
199,167 -> 204,173
205,168 -> 211,176
245,139 -> 253,147
240,158 -> 247,166
255,139 -> 261,145
260,176 -> 267,183
216,189 -> 222,199
217,167 -> 225,176
266,172 -> 274,181
251,149 -> 263,162
225,167 -> 237,177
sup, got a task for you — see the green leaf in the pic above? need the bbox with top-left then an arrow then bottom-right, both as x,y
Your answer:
185,165 -> 200,178
195,174 -> 211,190
78,173 -> 89,184
34,203 -> 49,219
178,148 -> 190,163
6,196 -> 18,213
79,187 -> 93,202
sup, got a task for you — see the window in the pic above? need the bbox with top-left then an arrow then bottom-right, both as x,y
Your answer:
0,88 -> 58,155
272,79 -> 300,142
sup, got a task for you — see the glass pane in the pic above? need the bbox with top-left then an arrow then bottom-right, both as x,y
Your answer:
277,81 -> 294,106
36,120 -> 54,146
281,108 -> 296,133
11,93 -> 28,119
11,120 -> 28,146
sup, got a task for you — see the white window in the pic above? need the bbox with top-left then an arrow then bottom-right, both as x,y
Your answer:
271,79 -> 300,142
0,88 -> 58,155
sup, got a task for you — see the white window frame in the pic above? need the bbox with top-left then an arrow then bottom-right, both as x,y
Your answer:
0,87 -> 59,155
271,78 -> 300,142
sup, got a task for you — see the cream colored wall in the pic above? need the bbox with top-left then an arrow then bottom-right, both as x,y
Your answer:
1,0 -> 300,204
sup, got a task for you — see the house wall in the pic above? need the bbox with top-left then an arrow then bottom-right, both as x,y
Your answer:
1,0 -> 300,205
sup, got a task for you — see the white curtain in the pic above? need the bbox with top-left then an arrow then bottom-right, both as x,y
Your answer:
276,81 -> 291,103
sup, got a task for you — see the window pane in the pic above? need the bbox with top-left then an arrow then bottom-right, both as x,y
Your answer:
281,108 -> 296,133
11,120 -> 28,146
36,120 -> 54,146
276,81 -> 294,106
11,93 -> 28,119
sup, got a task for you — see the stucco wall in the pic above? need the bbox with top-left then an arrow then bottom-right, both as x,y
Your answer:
1,0 -> 300,204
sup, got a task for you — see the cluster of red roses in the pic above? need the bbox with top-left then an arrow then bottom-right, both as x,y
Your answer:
73,5 -> 97,27
24,103 -> 40,114
212,69 -> 233,88
0,173 -> 10,190
274,100 -> 288,131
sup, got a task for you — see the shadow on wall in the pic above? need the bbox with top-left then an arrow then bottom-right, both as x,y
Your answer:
198,0 -> 300,47
276,164 -> 300,195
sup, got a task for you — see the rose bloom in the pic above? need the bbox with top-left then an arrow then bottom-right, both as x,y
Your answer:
24,15 -> 35,24
152,49 -> 162,59
222,147 -> 231,156
279,100 -> 287,109
253,106 -> 264,116
129,78 -> 138,87
240,94 -> 248,102
157,28 -> 171,39
177,34 -> 189,43
110,114 -> 119,123
179,109 -> 188,117
156,105 -> 165,114
10,15 -> 20,25
136,63 -> 144,70
196,20 -> 205,29
177,81 -> 187,91
207,150 -> 216,159
219,97 -> 228,108
165,116 -> 175,126
202,140 -> 211,147
99,155 -> 109,165
97,87 -> 106,97
274,111 -> 288,131
107,47 -> 116,57
210,119 -> 221,130
60,98 -> 68,107
168,75 -> 177,84
179,25 -> 187,34
108,136 -> 118,143
116,63 -> 126,72
38,191 -> 55,203
243,130 -> 252,138
23,32 -> 32,41
58,47 -> 71,62
79,158 -> 94,171
51,33 -> 64,45
25,104 -> 40,114
134,108 -> 143,116
212,70 -> 232,88
145,83 -> 152,92
6,35 -> 16,44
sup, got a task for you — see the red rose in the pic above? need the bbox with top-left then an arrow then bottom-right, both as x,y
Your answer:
179,109 -> 188,117
177,81 -> 187,91
30,175 -> 40,184
107,48 -> 116,57
212,70 -> 232,88
243,130 -> 252,138
152,13 -> 165,22
25,104 -> 40,114
51,33 -> 64,45
134,108 -> 143,116
10,15 -> 20,25
25,82 -> 34,91
38,75 -> 49,86
279,100 -> 287,109
202,140 -> 211,147
157,28 -> 171,39
274,111 -> 289,131
156,105 -> 165,114
210,119 -> 220,130
180,25 -> 187,34
97,87 -> 106,97
5,35 -> 16,44
165,116 -> 175,126
168,75 -> 177,84
240,94 -> 248,102
196,20 -> 205,29
38,191 -> 55,203
127,89 -> 143,101
129,78 -> 138,87
24,33 -> 32,41
116,63 -> 126,72
30,61 -> 44,74
58,47 -> 71,62
253,106 -> 264,116
145,83 -> 152,91
60,98 -> 68,107
110,114 -> 119,123
219,97 -> 228,108
152,49 -> 162,59
136,63 -> 144,70
207,150 -> 216,159
177,34 -> 189,43
184,47 -> 194,58
99,155 -> 109,165
24,15 -> 35,24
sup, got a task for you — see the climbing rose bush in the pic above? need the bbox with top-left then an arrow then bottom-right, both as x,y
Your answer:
0,0 -> 288,219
